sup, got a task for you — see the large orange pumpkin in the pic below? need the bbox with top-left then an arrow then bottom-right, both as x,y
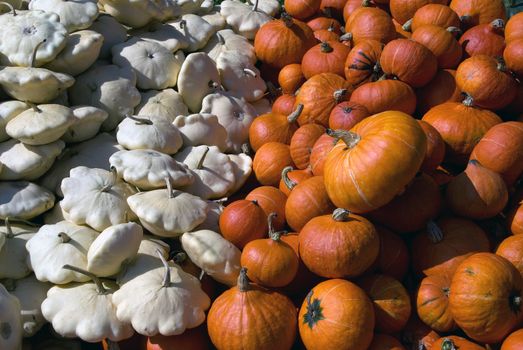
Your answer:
344,39 -> 384,88
502,329 -> 523,350
324,111 -> 426,213
431,336 -> 486,350
416,274 -> 456,332
449,253 -> 523,343
298,279 -> 375,350
345,7 -> 396,45
449,0 -> 506,28
284,0 -> 321,20
496,235 -> 523,277
349,79 -> 417,115
505,12 -> 523,43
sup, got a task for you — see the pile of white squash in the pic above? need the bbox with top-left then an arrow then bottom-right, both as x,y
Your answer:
0,0 -> 279,348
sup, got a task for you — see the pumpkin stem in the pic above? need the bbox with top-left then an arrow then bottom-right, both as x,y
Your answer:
326,129 -> 361,149
460,15 -> 472,25
468,159 -> 480,166
333,89 -> 348,103
101,166 -> 117,192
402,19 -> 413,32
281,12 -> 294,28
491,19 -> 505,30
462,94 -> 474,107
288,104 -> 303,123
196,146 -> 210,170
281,166 -> 297,191
252,0 -> 259,12
208,80 -> 220,89
327,22 -> 335,32
441,338 -> 457,350
320,42 -> 333,53
29,39 -> 47,68
496,56 -> 508,72
238,267 -> 250,292
216,32 -> 225,45
156,249 -> 171,287
426,220 -> 444,243
339,32 -> 353,42
0,2 -> 16,15
172,251 -> 187,265
2,279 -> 15,292
267,212 -> 283,241
361,0 -> 371,6
58,232 -> 71,243
62,264 -> 109,294
243,68 -> 257,77
442,287 -> 450,297
332,208 -> 351,221
127,115 -> 153,125
446,26 -> 462,37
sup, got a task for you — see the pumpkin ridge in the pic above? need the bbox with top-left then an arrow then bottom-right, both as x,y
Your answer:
345,148 -> 375,209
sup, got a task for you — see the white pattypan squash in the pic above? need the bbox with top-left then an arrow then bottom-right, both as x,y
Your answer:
200,91 -> 258,153
177,52 -> 220,113
109,149 -> 193,190
26,221 -> 98,284
0,139 -> 65,181
181,229 -> 241,286
116,115 -> 183,155
250,97 -> 272,115
202,29 -> 256,64
69,64 -> 141,132
0,182 -> 54,220
60,166 -> 137,232
6,104 -> 74,146
226,152 -> 253,196
177,0 -> 204,14
194,200 -> 224,233
217,51 -> 266,102
0,101 -> 28,143
87,222 -> 143,277
135,89 -> 188,122
2,275 -> 52,337
168,14 -> 215,53
195,0 -> 213,14
172,113 -> 227,151
41,265 -> 134,342
174,145 -> 236,199
0,220 -> 35,279
0,9 -> 67,67
127,183 -> 208,237
43,30 -> 104,77
130,22 -> 189,53
200,11 -> 226,31
28,0 -> 98,32
246,0 -> 280,16
43,201 -> 72,225
0,283 -> 22,350
61,106 -> 108,143
112,39 -> 184,90
113,251 -> 210,336
100,0 -> 179,28
220,0 -> 271,40
89,14 -> 127,59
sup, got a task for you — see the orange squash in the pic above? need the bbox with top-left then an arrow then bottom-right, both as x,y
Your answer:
349,79 -> 417,115
496,234 -> 523,277
416,274 -> 456,332
219,200 -> 268,249
245,186 -> 288,231
450,0 -> 506,28
409,4 -> 461,32
502,329 -> 523,350
248,111 -> 299,151
289,123 -> 326,169
252,142 -> 295,186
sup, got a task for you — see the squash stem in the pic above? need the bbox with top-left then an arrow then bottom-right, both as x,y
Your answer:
164,177 -> 174,199
267,212 -> 283,241
252,0 -> 259,12
326,129 -> 361,149
491,19 -> 505,30
4,217 -> 13,239
172,252 -> 187,265
288,104 -> 303,123
127,115 -> 153,125
462,94 -> 474,107
0,2 -> 16,16
101,166 -> 117,192
281,12 -> 294,28
332,208 -> 351,221
216,32 -> 225,45
496,57 -> 508,72
446,26 -> 462,37
402,19 -> 413,32
196,146 -> 210,169
27,102 -> 42,113
243,68 -> 257,77
238,267 -> 250,292
156,249 -> 171,287
29,39 -> 47,68
62,264 -> 109,294
441,338 -> 457,350
339,32 -> 352,42
320,42 -> 333,53
281,166 -> 297,191
58,232 -> 71,243
333,89 -> 348,103
426,220 -> 444,243
361,0 -> 371,6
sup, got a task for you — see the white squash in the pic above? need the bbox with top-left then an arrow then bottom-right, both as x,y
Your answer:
0,220 -> 35,279
0,139 -> 65,180
200,11 -> 226,31
89,14 -> 127,59
177,52 -> 220,113
127,181 -> 208,237
135,89 -> 188,122
26,221 -> 98,284
195,0 -> 213,14
69,64 -> 141,131
246,0 -> 280,16
100,0 -> 179,28
194,200 -> 224,233
172,113 -> 227,151
28,0 -> 98,32
61,106 -> 108,143
112,39 -> 184,90
178,0 -> 204,15
42,201 -> 72,225
113,250 -> 210,336
217,51 -> 266,102
181,229 -> 241,286
226,153 -> 253,196
0,101 -> 29,143
6,104 -> 74,146
43,30 -> 104,77
0,284 -> 22,350
168,14 -> 215,53
41,265 -> 134,342
130,22 -> 189,52
60,166 -> 137,232
202,29 -> 256,64
87,222 -> 143,277
109,149 -> 194,190
116,115 -> 183,155
0,182 -> 54,220
220,0 -> 271,40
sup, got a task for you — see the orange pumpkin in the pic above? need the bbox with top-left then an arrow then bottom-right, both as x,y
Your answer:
245,185 -> 287,231
307,16 -> 343,33
409,4 -> 461,32
285,0 -> 322,20
329,101 -> 370,130
272,94 -> 297,115
411,24 -> 463,69
343,0 -> 386,23
393,18 -> 412,39
501,329 -> 523,350
449,0 -> 506,28
278,64 -> 305,94
248,111 -> 299,151
368,334 -> 406,350
390,0 -> 448,25
416,274 -> 456,332
418,120 -> 446,173
324,111 -> 426,213
504,38 -> 523,78
349,79 -> 417,115
279,166 -> 313,196
345,7 -> 396,46
219,200 -> 268,249
252,142 -> 295,186
449,253 -> 523,343
146,326 -> 211,350
289,123 -> 326,169
505,12 -> 523,43
207,268 -> 297,350
309,132 -> 336,176
319,0 -> 347,20
460,19 -> 506,58
401,315 -> 441,350
373,226 -> 410,281
344,39 -> 384,88
431,336 -> 486,350
298,279 -> 375,350
508,202 -> 523,236
302,41 -> 351,79
496,235 -> 523,277
313,27 -> 340,42
415,69 -> 462,115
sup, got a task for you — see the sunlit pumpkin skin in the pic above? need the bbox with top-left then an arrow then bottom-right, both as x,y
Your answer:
285,175 -> 335,232
502,329 -> 523,350
373,226 -> 410,281
302,41 -> 351,79
278,64 -> 305,94
146,326 -> 211,350
279,166 -> 314,196
307,16 -> 343,33
324,111 -> 426,213
455,55 -> 518,110
390,0 -> 449,25
449,253 -> 523,343
460,19 -> 506,58
497,235 -> 523,277
422,101 -> 502,165
470,121 -> 523,187
289,123 -> 326,169
345,7 -> 397,46
298,279 -> 375,350
349,79 -> 417,115
431,336 -> 486,350
367,173 -> 442,233
313,28 -> 340,42
344,39 -> 384,88
207,269 -> 297,350
411,217 -> 490,277
418,120 -> 446,173
508,202 -> 523,236
300,208 -> 379,278
253,142 -> 295,186
272,94 -> 297,115
416,274 -> 456,332
329,101 -> 370,130
309,132 -> 336,175
402,315 -> 441,350
446,159 -> 509,220
248,112 -> 299,151
411,25 -> 463,69
285,0 -> 322,20
245,186 -> 288,231
415,69 -> 462,115
504,38 -> 523,78
368,334 -> 406,350
505,12 -> 523,43
449,0 -> 506,28
343,0 -> 386,23
380,39 -> 438,87
219,200 -> 268,249
254,13 -> 316,69
409,4 -> 461,32
358,274 -> 412,333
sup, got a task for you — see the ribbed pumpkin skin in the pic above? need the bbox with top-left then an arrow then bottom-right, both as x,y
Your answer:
411,24 -> 462,69
285,0 -> 321,20
418,120 -> 446,173
496,235 -> 523,277
368,334 -> 406,350
301,41 -> 352,79
253,142 -> 295,186
272,94 -> 297,115
309,133 -> 336,175
324,111 -> 426,213
416,274 -> 456,332
278,64 -> 305,94
502,329 -> 523,350
449,0 -> 506,28
357,274 -> 412,333
307,16 -> 343,32
460,20 -> 506,58
411,4 -> 461,31
345,7 -> 396,46
298,279 -> 375,350
415,69 -> 462,115
390,0 -> 448,25
289,124 -> 326,169
349,79 -> 417,115
329,102 -> 370,130
207,280 -> 297,350
248,112 -> 298,151
449,253 -> 523,344
219,200 -> 268,249
344,39 -> 384,88
508,202 -> 523,235
504,39 -> 523,78
374,226 -> 410,281
245,186 -> 288,231
314,28 -> 340,42
431,336 -> 486,350
506,12 -> 523,43
279,167 -> 313,196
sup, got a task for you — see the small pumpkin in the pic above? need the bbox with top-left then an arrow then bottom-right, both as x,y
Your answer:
307,16 -> 343,33
343,39 -> 384,88
460,19 -> 506,58
502,329 -> 523,350
301,41 -> 351,79
496,234 -> 523,277
252,142 -> 295,186
345,7 -> 396,46
449,0 -> 506,28
245,185 -> 288,231
279,166 -> 313,196
418,120 -> 446,173
507,201 -> 523,236
329,101 -> 370,130
416,274 -> 456,332
505,12 -> 523,43
289,123 -> 326,169
415,69 -> 462,115
504,38 -> 523,78
272,94 -> 297,116
411,25 -> 463,69
248,110 -> 299,152
349,79 -> 417,115
389,0 -> 448,25
278,63 -> 305,94
219,199 -> 268,249
408,4 -> 461,32
285,0 -> 321,20
309,132 -> 336,176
